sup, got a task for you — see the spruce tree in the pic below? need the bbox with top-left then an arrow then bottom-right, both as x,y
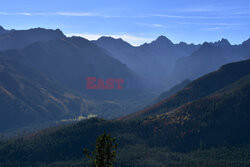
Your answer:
84,131 -> 118,167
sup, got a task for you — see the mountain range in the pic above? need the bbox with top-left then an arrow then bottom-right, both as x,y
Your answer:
94,36 -> 199,87
0,25 -> 250,134
2,36 -> 140,100
0,25 -> 250,166
94,36 -> 250,90
0,58 -> 249,166
0,27 -> 65,50
0,52 -> 140,132
0,26 -> 157,132
171,39 -> 250,84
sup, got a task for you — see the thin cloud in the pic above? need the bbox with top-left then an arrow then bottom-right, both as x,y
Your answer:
173,6 -> 232,13
151,14 -> 233,19
55,12 -> 124,18
176,22 -> 243,26
202,27 -> 222,31
0,11 -> 123,18
201,25 -> 236,31
136,23 -> 167,28
55,12 -> 97,17
173,6 -> 250,14
179,8 -> 215,12
0,11 -> 248,20
152,24 -> 165,27
0,12 -> 32,16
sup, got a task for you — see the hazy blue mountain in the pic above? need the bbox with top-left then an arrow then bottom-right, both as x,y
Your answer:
241,38 -> 250,58
0,50 -> 150,132
0,28 -> 155,127
95,36 -> 250,90
94,36 -> 200,86
242,38 -> 250,47
124,59 -> 250,119
2,36 -> 147,101
0,26 -> 9,35
0,27 -> 66,50
213,38 -> 231,47
171,39 -> 250,84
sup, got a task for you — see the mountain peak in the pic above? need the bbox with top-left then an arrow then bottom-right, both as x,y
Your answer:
214,38 -> 231,47
28,27 -> 65,37
242,38 -> 250,46
96,36 -> 133,48
0,25 -> 8,35
202,41 -> 212,47
97,36 -> 126,43
199,41 -> 218,50
153,35 -> 173,45
0,25 -> 5,30
0,27 -> 66,50
178,41 -> 188,46
97,36 -> 112,40
97,36 -> 117,42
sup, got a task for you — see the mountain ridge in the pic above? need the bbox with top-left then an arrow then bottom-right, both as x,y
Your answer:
94,35 -> 200,88
0,27 -> 66,50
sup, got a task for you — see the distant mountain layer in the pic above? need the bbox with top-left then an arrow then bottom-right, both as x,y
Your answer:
171,39 -> 250,83
0,52 -> 144,132
0,26 -> 9,35
0,27 -> 156,133
0,59 -> 250,166
124,59 -> 250,119
94,36 -> 200,85
1,26 -> 249,92
3,36 -> 140,100
94,36 -> 250,89
0,28 -> 66,50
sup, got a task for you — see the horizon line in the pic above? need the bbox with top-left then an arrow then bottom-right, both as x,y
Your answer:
1,25 -> 249,47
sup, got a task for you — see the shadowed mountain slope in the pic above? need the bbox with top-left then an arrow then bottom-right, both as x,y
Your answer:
0,53 -> 94,132
3,36 -> 142,100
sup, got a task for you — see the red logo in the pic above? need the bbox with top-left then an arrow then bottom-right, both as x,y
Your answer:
86,77 -> 124,89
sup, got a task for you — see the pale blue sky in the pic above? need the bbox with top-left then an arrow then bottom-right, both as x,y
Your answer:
0,0 -> 250,45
